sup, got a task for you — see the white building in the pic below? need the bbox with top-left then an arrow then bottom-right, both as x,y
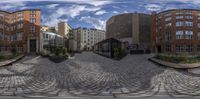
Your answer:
40,31 -> 64,51
71,27 -> 105,51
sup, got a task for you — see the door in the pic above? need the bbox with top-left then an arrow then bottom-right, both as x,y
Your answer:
157,45 -> 161,53
30,39 -> 36,53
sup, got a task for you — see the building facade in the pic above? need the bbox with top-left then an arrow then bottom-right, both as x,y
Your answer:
40,31 -> 64,52
106,13 -> 151,52
151,9 -> 200,54
0,9 -> 40,54
71,27 -> 105,51
41,25 -> 56,33
58,22 -> 72,38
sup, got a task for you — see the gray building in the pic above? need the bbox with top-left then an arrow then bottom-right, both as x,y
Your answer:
69,27 -> 105,51
106,12 -> 151,52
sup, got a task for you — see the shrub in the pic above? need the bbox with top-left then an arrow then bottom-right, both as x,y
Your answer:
0,53 -> 4,60
40,49 -> 49,57
11,48 -> 17,55
154,54 -> 200,64
113,48 -> 120,58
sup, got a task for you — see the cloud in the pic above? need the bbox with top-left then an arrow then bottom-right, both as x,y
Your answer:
0,0 -> 113,6
113,11 -> 118,14
46,4 -> 59,8
80,16 -> 106,30
43,5 -> 101,27
0,2 -> 26,10
144,4 -> 162,11
55,5 -> 101,18
95,10 -> 107,15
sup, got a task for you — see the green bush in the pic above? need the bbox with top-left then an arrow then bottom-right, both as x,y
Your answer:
0,53 -> 4,60
40,49 -> 49,57
113,48 -> 126,59
155,54 -> 200,64
11,48 -> 17,55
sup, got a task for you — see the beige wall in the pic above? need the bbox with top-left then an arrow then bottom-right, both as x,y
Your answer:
58,22 -> 72,37
132,14 -> 139,44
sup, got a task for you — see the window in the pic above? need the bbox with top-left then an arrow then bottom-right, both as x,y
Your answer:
176,21 -> 184,27
30,26 -> 36,32
17,32 -> 23,40
176,45 -> 185,52
30,18 -> 36,23
176,45 -> 193,53
17,23 -> 23,29
165,45 -> 171,52
198,23 -> 200,28
164,13 -> 172,17
176,30 -> 184,39
185,30 -> 193,39
0,32 -> 3,40
197,45 -> 200,51
176,11 -> 184,15
185,45 -> 193,52
185,11 -> 192,14
30,11 -> 36,14
165,31 -> 171,41
166,23 -> 172,27
185,16 -> 193,19
185,21 -> 193,27
165,17 -> 172,21
198,32 -> 200,40
176,16 -> 184,19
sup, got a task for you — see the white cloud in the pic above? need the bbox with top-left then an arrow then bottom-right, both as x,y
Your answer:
47,4 -> 59,8
95,10 -> 107,15
43,5 -> 101,27
0,2 -> 26,10
56,5 -> 101,18
144,4 -> 162,11
80,16 -> 106,30
113,11 -> 118,14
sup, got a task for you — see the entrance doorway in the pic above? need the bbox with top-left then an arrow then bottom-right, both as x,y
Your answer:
157,45 -> 161,53
30,39 -> 36,53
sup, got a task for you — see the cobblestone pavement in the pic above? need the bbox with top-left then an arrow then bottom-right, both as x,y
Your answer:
0,52 -> 200,98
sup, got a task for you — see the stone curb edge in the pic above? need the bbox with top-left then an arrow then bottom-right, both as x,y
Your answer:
0,55 -> 25,67
148,57 -> 200,69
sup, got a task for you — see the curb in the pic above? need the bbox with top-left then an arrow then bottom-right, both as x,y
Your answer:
148,58 -> 200,69
0,55 -> 25,67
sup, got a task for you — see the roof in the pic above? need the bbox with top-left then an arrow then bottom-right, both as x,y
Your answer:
0,9 -> 40,14
156,9 -> 200,15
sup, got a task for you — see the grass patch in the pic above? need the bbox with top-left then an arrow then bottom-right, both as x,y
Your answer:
0,53 -> 20,62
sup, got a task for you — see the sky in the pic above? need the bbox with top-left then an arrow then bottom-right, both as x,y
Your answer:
0,0 -> 200,30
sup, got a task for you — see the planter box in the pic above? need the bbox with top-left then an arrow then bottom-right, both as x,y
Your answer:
49,55 -> 67,63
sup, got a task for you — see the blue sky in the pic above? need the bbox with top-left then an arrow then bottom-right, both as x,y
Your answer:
0,0 -> 200,30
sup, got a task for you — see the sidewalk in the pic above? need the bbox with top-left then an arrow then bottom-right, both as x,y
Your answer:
0,55 -> 24,67
149,58 -> 200,69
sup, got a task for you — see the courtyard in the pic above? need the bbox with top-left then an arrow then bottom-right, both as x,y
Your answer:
0,52 -> 199,98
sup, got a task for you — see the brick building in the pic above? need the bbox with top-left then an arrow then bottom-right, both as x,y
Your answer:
151,9 -> 200,54
106,13 -> 151,52
0,9 -> 40,54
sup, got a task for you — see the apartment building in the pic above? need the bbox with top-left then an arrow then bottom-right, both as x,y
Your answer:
58,22 -> 72,38
0,9 -> 40,54
71,27 -> 105,51
151,9 -> 200,54
106,13 -> 151,52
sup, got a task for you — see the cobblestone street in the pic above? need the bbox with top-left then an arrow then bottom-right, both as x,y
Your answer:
0,52 -> 200,98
